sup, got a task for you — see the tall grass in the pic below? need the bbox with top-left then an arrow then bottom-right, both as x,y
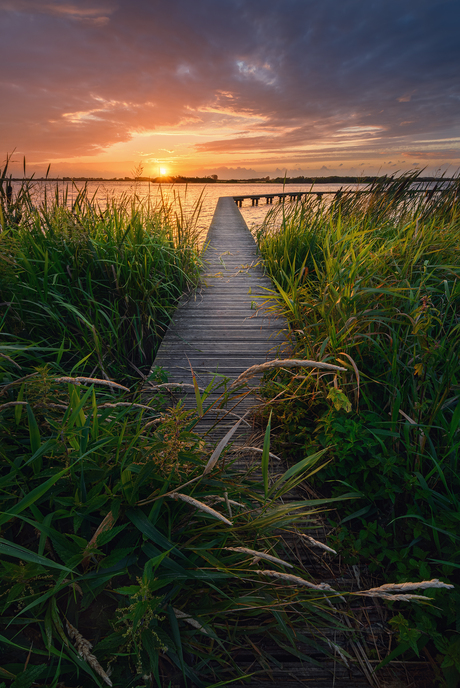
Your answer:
256,173 -> 460,682
1,162 -> 457,686
0,344 -> 369,687
0,162 -> 203,383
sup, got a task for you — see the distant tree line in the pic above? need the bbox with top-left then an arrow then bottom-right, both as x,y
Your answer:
7,174 -> 453,184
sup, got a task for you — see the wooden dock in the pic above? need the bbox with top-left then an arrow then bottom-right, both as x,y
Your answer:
149,196 -> 287,443
232,188 -> 438,207
233,190 -> 335,206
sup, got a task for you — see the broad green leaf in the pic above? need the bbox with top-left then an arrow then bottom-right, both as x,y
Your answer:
14,383 -> 25,425
127,508 -> 187,560
268,448 -> 329,498
0,540 -> 73,573
26,404 -> 41,456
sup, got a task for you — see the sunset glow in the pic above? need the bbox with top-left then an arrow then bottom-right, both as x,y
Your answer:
0,0 -> 459,179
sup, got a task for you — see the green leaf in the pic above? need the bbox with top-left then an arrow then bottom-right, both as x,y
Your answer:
26,403 -> 41,458
190,363 -> 203,417
0,466 -> 72,526
14,383 -> 25,425
262,411 -> 272,500
268,447 -> 329,498
168,605 -> 185,677
10,664 -> 46,688
0,539 -> 73,573
327,387 -> 352,413
127,508 -> 187,560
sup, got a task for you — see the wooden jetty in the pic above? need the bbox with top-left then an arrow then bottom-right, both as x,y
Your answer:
233,190 -> 335,206
232,188 -> 438,207
150,196 -> 287,444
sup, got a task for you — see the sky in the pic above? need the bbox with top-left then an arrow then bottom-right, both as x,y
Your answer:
1,0 -> 459,179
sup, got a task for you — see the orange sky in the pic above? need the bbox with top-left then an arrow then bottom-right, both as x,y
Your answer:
1,0 -> 459,179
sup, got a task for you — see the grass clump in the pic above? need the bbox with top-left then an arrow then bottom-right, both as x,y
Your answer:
256,173 -> 460,685
0,160 -> 203,383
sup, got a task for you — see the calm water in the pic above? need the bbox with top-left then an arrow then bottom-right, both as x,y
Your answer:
12,180 -> 360,242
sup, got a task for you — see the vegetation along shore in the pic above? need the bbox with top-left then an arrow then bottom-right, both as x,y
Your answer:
0,163 -> 459,687
256,173 -> 460,686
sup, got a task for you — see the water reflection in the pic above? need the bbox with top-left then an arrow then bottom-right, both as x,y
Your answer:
11,180 -> 359,239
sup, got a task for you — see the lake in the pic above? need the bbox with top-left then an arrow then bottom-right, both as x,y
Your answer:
12,180 -> 360,242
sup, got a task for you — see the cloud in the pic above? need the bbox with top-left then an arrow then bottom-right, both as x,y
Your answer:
404,149 -> 460,159
0,0 -> 459,171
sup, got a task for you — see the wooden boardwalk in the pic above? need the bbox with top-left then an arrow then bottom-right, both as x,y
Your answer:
149,196 -> 287,443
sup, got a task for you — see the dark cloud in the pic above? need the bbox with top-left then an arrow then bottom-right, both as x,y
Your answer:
0,0 -> 459,170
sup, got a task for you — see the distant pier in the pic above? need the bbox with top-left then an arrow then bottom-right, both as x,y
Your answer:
232,188 -> 439,207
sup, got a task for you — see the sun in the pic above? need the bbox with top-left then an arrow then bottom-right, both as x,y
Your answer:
159,167 -> 167,176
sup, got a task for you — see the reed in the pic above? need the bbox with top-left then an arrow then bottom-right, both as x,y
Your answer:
0,160 -> 203,383
1,162 -> 457,685
256,172 -> 460,680
0,161 -> 365,686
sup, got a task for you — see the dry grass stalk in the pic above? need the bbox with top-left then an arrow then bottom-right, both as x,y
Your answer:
224,491 -> 232,519
82,512 -> 116,568
203,414 -> 247,476
0,352 -> 21,369
41,401 -> 157,413
325,637 -> 350,667
142,417 -> 165,430
66,620 -> 112,686
209,408 -> 251,425
238,446 -> 282,461
0,401 -> 28,412
169,492 -> 232,526
62,579 -> 83,596
205,496 -> 245,508
0,372 -> 38,396
337,350 -> 360,402
359,578 -> 453,598
359,592 -> 433,601
225,547 -> 293,568
230,358 -> 347,388
97,402 -> 156,411
257,570 -> 338,593
399,409 -> 417,425
54,376 -> 130,392
148,381 -> 206,393
173,608 -> 209,634
298,533 -> 337,554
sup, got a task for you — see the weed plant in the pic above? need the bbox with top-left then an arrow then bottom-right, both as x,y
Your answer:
256,174 -> 460,684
